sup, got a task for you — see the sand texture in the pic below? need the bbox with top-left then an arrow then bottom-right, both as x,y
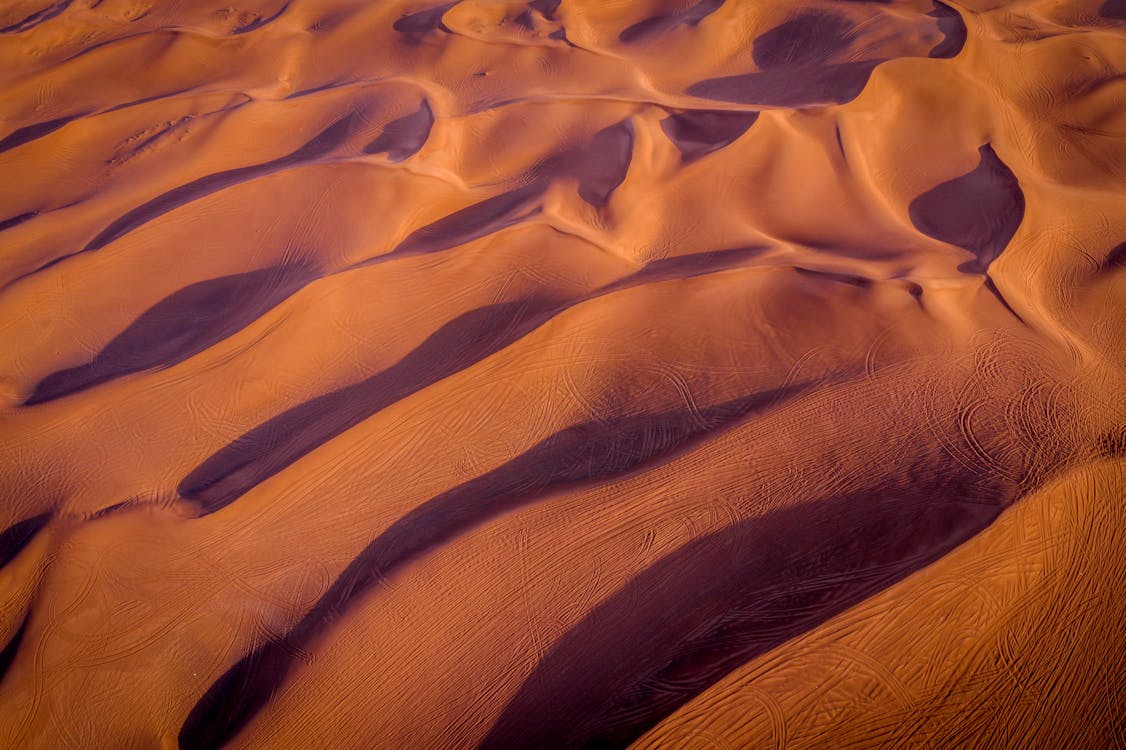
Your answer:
0,0 -> 1124,748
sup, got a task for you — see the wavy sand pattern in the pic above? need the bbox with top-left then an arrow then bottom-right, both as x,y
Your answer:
0,1 -> 1123,748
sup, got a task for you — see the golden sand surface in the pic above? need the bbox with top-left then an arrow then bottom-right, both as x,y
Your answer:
0,1 -> 1123,747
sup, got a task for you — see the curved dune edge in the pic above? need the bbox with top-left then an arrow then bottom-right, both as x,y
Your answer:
0,0 -> 1122,747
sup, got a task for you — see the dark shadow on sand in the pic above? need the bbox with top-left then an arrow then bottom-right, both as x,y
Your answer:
481,473 -> 1015,749
177,384 -> 808,750
26,264 -> 317,405
909,144 -> 1025,275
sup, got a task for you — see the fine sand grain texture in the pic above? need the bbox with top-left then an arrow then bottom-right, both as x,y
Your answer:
0,1 -> 1123,748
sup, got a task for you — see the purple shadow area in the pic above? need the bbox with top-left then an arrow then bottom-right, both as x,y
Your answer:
794,266 -> 872,288
688,60 -> 880,107
393,2 -> 457,43
81,111 -> 365,255
619,0 -> 724,43
566,120 -> 634,207
177,297 -> 560,515
0,210 -> 39,232
177,384 -> 808,750
363,100 -> 434,161
0,513 -> 50,569
514,0 -> 561,28
25,264 -> 318,405
0,0 -> 71,34
908,144 -> 1025,274
232,2 -> 291,34
1103,241 -> 1126,271
688,5 -> 965,108
1100,0 -> 1126,19
752,10 -> 856,69
390,181 -> 546,257
0,512 -> 45,679
0,114 -> 83,154
481,472 -> 1015,749
0,613 -> 30,684
688,11 -> 874,106
661,110 -> 759,161
927,1 -> 967,58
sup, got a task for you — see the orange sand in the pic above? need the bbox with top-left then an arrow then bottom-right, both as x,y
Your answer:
0,1 -> 1123,748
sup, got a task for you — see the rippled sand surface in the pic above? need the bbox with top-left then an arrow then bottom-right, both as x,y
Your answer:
1,1 -> 1124,748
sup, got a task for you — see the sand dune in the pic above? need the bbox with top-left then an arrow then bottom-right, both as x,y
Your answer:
0,0 -> 1123,748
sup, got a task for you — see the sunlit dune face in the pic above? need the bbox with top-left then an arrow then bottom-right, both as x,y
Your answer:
0,1 -> 1123,748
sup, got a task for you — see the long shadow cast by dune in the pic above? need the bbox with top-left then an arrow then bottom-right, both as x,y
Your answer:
686,9 -> 877,107
514,0 -> 561,28
178,297 -> 560,514
0,114 -> 83,154
357,118 -> 632,264
618,0 -> 725,43
928,1 -> 967,59
387,182 -> 547,258
567,119 -> 634,207
182,245 -> 770,515
481,471 -> 1017,749
687,2 -> 964,107
363,100 -> 433,161
661,110 -> 759,162
0,0 -> 71,34
0,613 -> 30,684
81,111 -> 366,256
0,210 -> 39,233
688,59 -> 881,107
0,513 -> 50,569
1102,241 -> 1126,272
26,264 -> 318,405
1100,0 -> 1126,20
177,384 -> 810,750
614,246 -> 770,289
909,144 -> 1025,275
0,512 -> 49,682
393,2 -> 457,43
232,2 -> 291,34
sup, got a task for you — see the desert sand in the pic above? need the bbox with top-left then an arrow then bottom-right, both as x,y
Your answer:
0,0 -> 1123,748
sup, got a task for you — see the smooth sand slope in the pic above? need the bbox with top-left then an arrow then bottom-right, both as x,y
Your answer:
0,0 -> 1123,747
